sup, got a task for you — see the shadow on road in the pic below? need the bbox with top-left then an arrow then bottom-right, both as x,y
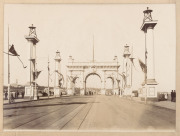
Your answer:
3,102 -> 87,110
3,101 -> 99,110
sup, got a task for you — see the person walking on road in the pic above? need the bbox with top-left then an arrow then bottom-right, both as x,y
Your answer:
22,91 -> 24,98
5,91 -> 8,100
174,90 -> 176,102
171,90 -> 173,102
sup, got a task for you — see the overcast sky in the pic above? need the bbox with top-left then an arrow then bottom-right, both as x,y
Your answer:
4,4 -> 176,92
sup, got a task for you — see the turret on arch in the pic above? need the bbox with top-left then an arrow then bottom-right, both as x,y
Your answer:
66,58 -> 121,95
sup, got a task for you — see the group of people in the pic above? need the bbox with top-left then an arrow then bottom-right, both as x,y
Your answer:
86,91 -> 94,95
4,91 -> 25,100
171,90 -> 176,102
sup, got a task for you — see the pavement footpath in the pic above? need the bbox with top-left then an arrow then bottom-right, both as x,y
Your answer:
3,95 -> 176,110
123,96 -> 176,110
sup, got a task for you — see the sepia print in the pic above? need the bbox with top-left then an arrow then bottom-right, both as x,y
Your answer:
2,4 -> 176,131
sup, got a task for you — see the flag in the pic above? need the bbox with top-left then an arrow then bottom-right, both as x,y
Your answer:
122,73 -> 126,82
9,44 -> 19,56
56,71 -> 64,87
59,79 -> 62,87
145,51 -> 148,59
130,57 -> 135,68
138,59 -> 147,73
72,77 -> 78,84
4,44 -> 27,68
121,72 -> 126,87
33,71 -> 42,80
68,76 -> 73,81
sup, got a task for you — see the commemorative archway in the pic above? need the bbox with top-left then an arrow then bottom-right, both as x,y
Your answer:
66,57 -> 120,95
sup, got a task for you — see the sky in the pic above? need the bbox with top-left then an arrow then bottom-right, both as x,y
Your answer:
3,4 -> 176,92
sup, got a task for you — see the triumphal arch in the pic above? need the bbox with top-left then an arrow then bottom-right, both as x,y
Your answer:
66,56 -> 120,95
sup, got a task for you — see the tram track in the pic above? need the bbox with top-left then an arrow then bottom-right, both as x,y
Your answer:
59,97 -> 95,130
9,97 -> 93,129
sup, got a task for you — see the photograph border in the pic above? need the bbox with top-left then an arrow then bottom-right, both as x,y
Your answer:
0,0 -> 179,136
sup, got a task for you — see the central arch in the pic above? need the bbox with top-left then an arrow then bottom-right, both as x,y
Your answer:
84,72 -> 102,95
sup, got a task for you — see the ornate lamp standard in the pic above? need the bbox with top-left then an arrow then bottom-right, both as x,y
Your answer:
54,50 -> 61,97
141,7 -> 158,103
25,24 -> 39,100
123,44 -> 131,96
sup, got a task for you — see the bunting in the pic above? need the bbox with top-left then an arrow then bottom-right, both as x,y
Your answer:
56,71 -> 64,87
72,77 -> 79,84
130,57 -> 135,68
138,59 -> 147,73
33,71 -> 42,80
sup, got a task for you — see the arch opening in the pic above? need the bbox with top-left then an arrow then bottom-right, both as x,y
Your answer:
85,73 -> 102,95
106,77 -> 114,95
72,76 -> 81,95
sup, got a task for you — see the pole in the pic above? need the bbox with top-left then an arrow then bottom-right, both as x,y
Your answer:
117,58 -> 119,95
122,58 -> 124,95
93,35 -> 94,63
131,46 -> 133,87
29,43 -> 32,100
145,32 -> 147,104
66,68 -> 67,92
54,59 -> 56,98
48,56 -> 50,98
34,59 -> 38,100
35,68 -> 37,100
7,25 -> 10,104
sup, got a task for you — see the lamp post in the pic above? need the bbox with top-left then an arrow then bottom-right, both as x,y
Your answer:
54,50 -> 61,97
7,25 -> 10,103
123,45 -> 131,96
141,7 -> 158,103
25,24 -> 39,100
48,56 -> 50,98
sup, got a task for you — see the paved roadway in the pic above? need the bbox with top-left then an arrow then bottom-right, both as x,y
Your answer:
3,95 -> 175,131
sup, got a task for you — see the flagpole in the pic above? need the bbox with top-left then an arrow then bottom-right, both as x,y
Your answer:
93,34 -> 94,63
131,46 -> 133,87
145,32 -> 147,104
122,58 -> 124,95
8,25 -> 10,104
35,66 -> 37,100
48,56 -> 50,98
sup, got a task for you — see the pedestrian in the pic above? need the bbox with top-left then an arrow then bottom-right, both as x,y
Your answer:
15,92 -> 17,99
22,91 -> 24,98
5,91 -> 8,100
174,90 -> 176,102
11,92 -> 14,99
165,93 -> 167,100
17,91 -> 19,99
171,90 -> 173,102
172,90 -> 175,102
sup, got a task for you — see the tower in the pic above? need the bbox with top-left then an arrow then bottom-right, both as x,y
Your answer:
54,50 -> 61,97
141,7 -> 158,99
25,24 -> 39,100
123,44 -> 132,95
67,56 -> 75,95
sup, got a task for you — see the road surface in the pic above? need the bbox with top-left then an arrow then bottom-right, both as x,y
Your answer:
3,95 -> 175,131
